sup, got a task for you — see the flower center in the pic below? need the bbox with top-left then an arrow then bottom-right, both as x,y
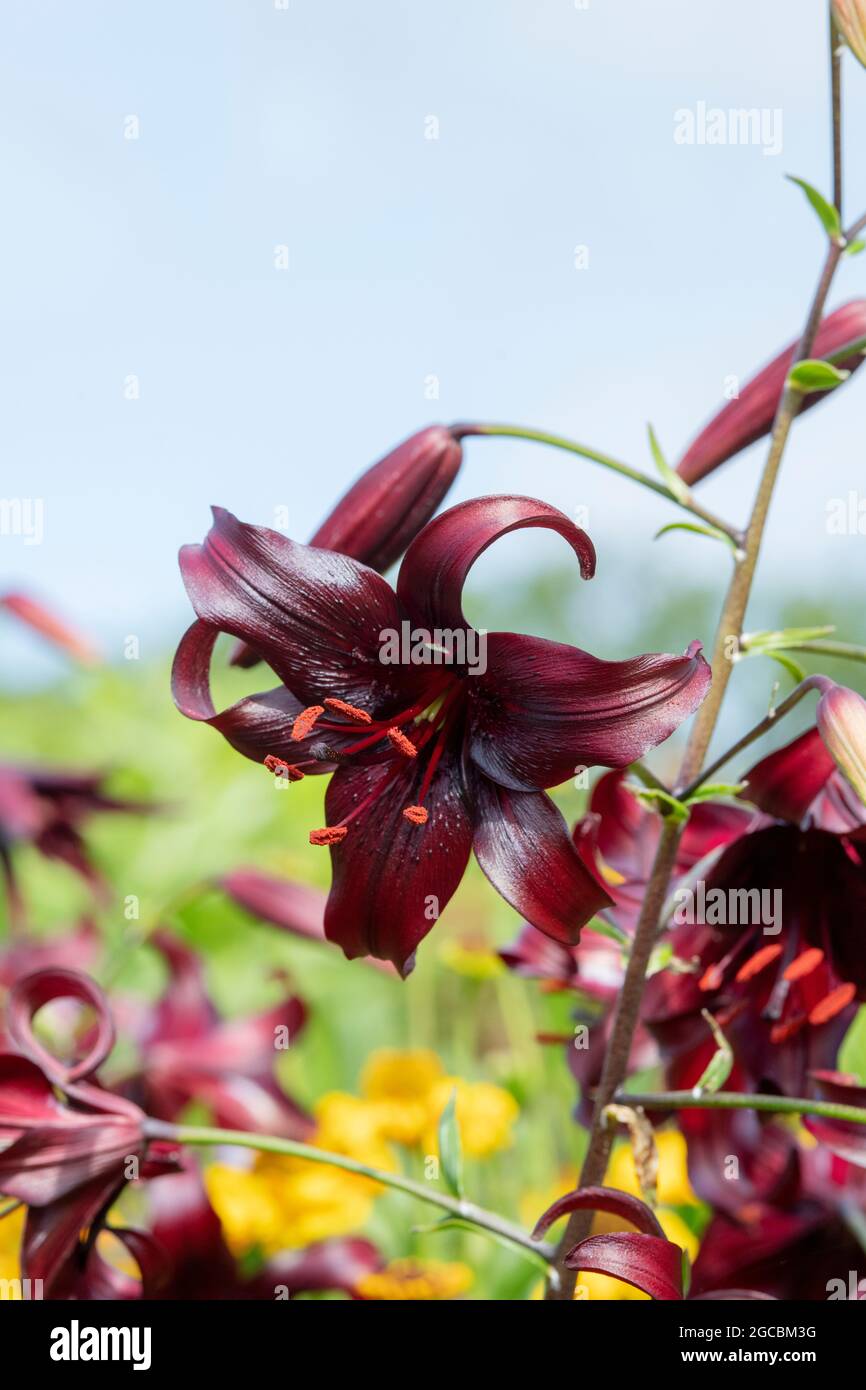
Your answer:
264,680 -> 463,846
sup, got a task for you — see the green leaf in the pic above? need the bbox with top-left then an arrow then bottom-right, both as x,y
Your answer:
692,1010 -> 734,1095
437,1087 -> 464,1198
787,359 -> 850,392
633,788 -> 690,824
654,521 -> 740,554
786,175 -> 842,239
845,239 -> 866,257
742,624 -> 836,649
684,782 -> 746,804
584,915 -> 630,948
648,424 -> 691,504
765,650 -> 807,684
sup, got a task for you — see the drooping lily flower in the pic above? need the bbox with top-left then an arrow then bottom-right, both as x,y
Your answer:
173,497 -> 710,974
0,764 -> 149,930
645,727 -> 866,1098
676,299 -> 866,484
121,930 -> 312,1139
0,968 -> 178,1296
532,1185 -> 773,1300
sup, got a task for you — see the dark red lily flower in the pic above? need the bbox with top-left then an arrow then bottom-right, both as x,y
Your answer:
687,1113 -> 866,1301
0,764 -> 149,930
645,727 -> 866,1099
677,299 -> 866,484
122,930 -> 312,1139
532,1185 -> 772,1300
173,497 -> 710,974
230,425 -> 464,668
0,968 -> 177,1297
148,1159 -> 382,1300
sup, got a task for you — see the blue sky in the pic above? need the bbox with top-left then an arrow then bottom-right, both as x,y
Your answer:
2,0 -> 865,688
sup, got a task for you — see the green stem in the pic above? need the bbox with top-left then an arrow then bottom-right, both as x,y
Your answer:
764,639 -> 866,665
611,1089 -> 866,1126
454,423 -> 742,544
145,1119 -> 553,1268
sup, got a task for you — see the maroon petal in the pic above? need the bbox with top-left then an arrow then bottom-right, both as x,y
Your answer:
79,1227 -> 169,1300
804,1070 -> 866,1166
322,744 -> 473,976
0,1052 -> 67,1130
144,931 -> 219,1045
498,923 -> 578,985
740,728 -> 836,825
178,507 -> 424,711
219,868 -> 328,940
532,1183 -> 666,1241
310,425 -> 463,573
6,968 -> 116,1084
467,634 -> 710,791
21,1176 -> 118,1294
256,1238 -> 382,1300
471,775 -> 614,946
396,495 -> 595,636
564,1231 -> 684,1300
0,1119 -> 142,1206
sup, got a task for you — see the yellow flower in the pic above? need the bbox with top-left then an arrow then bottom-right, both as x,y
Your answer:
357,1257 -> 473,1301
438,938 -> 504,980
204,1164 -> 286,1256
424,1078 -> 519,1158
361,1049 -> 445,1146
0,1207 -> 24,1299
311,1092 -> 397,1177
605,1129 -> 698,1209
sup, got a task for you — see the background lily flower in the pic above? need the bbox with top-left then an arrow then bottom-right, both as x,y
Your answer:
676,299 -> 866,484
0,764 -> 150,931
0,968 -> 177,1296
121,930 -> 312,1139
173,496 -> 710,974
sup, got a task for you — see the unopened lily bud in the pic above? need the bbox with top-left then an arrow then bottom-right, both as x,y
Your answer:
834,1 -> 866,68
310,424 -> 463,572
816,681 -> 866,807
677,300 -> 866,484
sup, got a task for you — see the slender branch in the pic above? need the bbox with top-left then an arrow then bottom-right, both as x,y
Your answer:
611,1089 -> 866,1125
453,423 -> 743,543
145,1119 -> 553,1266
831,8 -> 843,218
677,675 -> 823,800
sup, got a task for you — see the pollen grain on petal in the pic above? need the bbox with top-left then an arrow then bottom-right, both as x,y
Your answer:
403,805 -> 428,825
387,727 -> 418,758
324,697 -> 372,725
309,826 -> 349,847
292,705 -> 325,741
734,943 -> 783,984
808,982 -> 857,1026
